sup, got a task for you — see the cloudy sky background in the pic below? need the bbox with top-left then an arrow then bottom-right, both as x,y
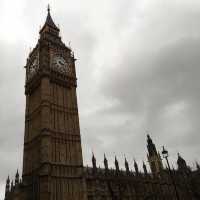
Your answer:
1,0 -> 200,198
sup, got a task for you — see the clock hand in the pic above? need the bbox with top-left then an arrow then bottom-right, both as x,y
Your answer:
59,61 -> 64,65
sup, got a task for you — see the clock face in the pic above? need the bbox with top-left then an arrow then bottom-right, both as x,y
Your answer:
27,56 -> 39,80
51,55 -> 72,75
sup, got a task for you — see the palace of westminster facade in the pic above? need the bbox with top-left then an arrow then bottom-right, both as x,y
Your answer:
3,7 -> 200,200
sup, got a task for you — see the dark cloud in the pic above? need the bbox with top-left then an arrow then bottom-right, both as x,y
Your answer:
89,37 -> 200,165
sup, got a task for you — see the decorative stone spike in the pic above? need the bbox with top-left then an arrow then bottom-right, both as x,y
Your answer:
5,176 -> 10,197
134,160 -> 139,176
196,162 -> 200,170
6,176 -> 10,185
11,181 -> 14,191
143,161 -> 148,175
15,170 -> 19,185
104,154 -> 109,172
115,156 -> 120,173
92,152 -> 97,174
125,157 -> 130,174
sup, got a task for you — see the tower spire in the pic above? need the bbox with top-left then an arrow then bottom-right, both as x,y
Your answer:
47,4 -> 50,13
40,5 -> 59,35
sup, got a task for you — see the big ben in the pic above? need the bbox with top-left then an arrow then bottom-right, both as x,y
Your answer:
5,6 -> 87,200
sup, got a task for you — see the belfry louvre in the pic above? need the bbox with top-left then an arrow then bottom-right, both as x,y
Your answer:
4,7 -> 200,200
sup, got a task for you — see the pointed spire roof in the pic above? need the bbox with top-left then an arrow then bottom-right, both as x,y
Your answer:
134,159 -> 139,175
40,5 -> 59,34
177,153 -> 186,164
6,176 -> 10,185
125,156 -> 130,173
11,181 -> 14,191
147,134 -> 152,142
92,152 -> 97,169
143,161 -> 148,175
104,153 -> 107,162
104,153 -> 108,170
115,156 -> 119,171
177,153 -> 187,166
16,169 -> 19,177
15,169 -> 19,185
125,156 -> 128,166
5,176 -> 10,195
147,134 -> 157,156
92,152 -> 96,161
115,156 -> 118,164
196,161 -> 200,170
46,5 -> 59,30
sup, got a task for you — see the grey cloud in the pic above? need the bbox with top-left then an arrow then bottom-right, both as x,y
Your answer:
0,41 -> 25,198
101,38 -> 200,111
1,0 -> 200,198
93,37 -> 200,164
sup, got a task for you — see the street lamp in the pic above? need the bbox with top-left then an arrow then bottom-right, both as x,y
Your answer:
162,146 -> 180,200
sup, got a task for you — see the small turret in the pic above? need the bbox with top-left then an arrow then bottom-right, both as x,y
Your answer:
115,156 -> 120,174
143,161 -> 148,175
92,152 -> 97,174
5,176 -> 10,198
6,175 -> 10,188
10,181 -> 14,192
15,170 -> 19,185
134,160 -> 139,176
104,154 -> 109,172
125,157 -> 130,174
196,162 -> 200,170
172,165 -> 176,175
177,153 -> 188,174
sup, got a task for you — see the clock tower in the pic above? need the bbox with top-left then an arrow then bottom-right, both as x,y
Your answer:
22,7 -> 87,200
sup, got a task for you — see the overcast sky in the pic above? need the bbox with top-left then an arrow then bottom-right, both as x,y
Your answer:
1,0 -> 200,198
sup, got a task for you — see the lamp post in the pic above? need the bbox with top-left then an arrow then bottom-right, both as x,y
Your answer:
162,146 -> 180,200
